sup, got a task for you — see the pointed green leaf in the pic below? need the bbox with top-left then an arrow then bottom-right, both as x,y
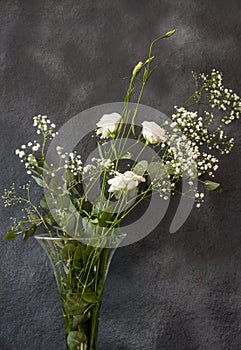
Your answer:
72,314 -> 89,329
32,175 -> 45,187
3,230 -> 17,241
133,160 -> 148,176
204,180 -> 222,192
82,291 -> 98,304
121,152 -> 132,159
23,224 -> 37,241
40,197 -> 48,210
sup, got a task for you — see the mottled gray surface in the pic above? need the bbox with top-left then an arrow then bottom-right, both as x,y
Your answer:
1,0 -> 241,349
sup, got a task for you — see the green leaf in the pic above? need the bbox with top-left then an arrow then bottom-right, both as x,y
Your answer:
61,243 -> 76,260
40,198 -> 48,210
82,291 -> 98,304
90,218 -> 98,224
133,160 -> 148,176
147,162 -> 167,180
204,180 -> 222,192
4,230 -> 17,241
62,294 -> 89,315
45,214 -> 57,226
32,175 -> 45,187
121,152 -> 132,159
72,314 -> 89,329
23,224 -> 37,242
73,245 -> 83,268
82,217 -> 95,235
67,331 -> 87,350
63,170 -> 75,184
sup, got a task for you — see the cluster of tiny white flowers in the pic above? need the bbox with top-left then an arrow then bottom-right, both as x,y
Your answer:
172,107 -> 234,155
16,141 -> 40,158
33,114 -> 58,138
151,178 -> 171,200
165,131 -> 198,179
195,191 -> 205,208
197,69 -> 241,124
2,182 -> 31,207
15,141 -> 41,175
82,158 -> 114,181
66,152 -> 83,176
196,153 -> 219,177
168,104 -> 236,181
83,164 -> 96,174
91,157 -> 114,169
54,147 -> 83,176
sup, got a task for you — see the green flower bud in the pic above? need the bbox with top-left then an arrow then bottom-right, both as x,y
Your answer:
144,56 -> 155,65
132,61 -> 143,76
165,29 -> 176,38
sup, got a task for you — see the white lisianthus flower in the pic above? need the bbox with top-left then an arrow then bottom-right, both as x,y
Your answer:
141,121 -> 167,144
96,113 -> 122,139
108,170 -> 146,193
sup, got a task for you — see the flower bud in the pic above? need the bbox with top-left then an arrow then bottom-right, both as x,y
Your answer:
132,61 -> 143,76
165,29 -> 176,38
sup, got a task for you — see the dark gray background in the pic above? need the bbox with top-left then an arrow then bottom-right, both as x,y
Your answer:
1,0 -> 241,349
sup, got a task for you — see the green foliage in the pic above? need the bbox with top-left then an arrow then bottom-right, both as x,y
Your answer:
31,175 -> 45,187
4,230 -> 17,241
204,180 -> 222,192
133,160 -> 148,176
67,331 -> 87,350
82,291 -> 98,304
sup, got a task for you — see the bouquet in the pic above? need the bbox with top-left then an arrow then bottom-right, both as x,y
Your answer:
2,29 -> 241,350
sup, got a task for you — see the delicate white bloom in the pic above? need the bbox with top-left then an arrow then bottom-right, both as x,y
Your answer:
141,121 -> 167,144
96,113 -> 122,139
32,143 -> 40,152
108,171 -> 145,192
18,151 -> 25,158
83,164 -> 95,173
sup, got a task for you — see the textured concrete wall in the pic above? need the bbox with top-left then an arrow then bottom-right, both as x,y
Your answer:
1,1 -> 241,349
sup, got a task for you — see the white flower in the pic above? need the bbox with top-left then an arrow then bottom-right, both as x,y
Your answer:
141,121 -> 167,144
32,143 -> 40,152
18,151 -> 25,158
96,113 -> 122,139
108,170 -> 146,192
